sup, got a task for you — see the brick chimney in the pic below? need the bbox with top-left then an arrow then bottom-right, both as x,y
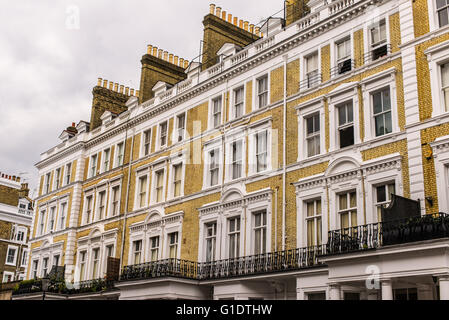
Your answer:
285,0 -> 310,26
201,4 -> 260,71
19,183 -> 29,198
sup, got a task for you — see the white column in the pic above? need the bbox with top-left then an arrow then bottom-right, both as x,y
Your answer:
328,284 -> 341,300
296,288 -> 305,300
381,279 -> 393,300
439,276 -> 449,300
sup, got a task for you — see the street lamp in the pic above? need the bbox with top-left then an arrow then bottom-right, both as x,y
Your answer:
41,276 -> 50,301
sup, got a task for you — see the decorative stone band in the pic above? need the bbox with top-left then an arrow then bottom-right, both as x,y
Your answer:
129,211 -> 184,233
198,188 -> 273,217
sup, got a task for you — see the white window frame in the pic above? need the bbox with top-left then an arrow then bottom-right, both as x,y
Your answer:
15,226 -> 27,243
158,121 -> 168,149
2,271 -> 14,283
58,202 -> 67,231
141,128 -> 152,157
203,139 -> 223,189
251,210 -> 268,255
151,165 -> 166,204
149,235 -> 160,262
361,68 -> 399,142
255,74 -> 270,110
425,40 -> 449,117
135,171 -> 149,210
44,172 -> 51,194
47,206 -> 56,233
95,188 -> 107,222
41,256 -> 49,277
5,245 -> 18,266
174,112 -> 186,143
209,94 -> 224,129
231,85 -> 245,120
168,160 -> 185,199
248,121 -> 272,175
38,209 -> 46,236
83,192 -> 94,225
227,215 -> 241,259
305,112 -> 321,158
304,198 -> 323,247
102,148 -> 111,173
65,162 -> 72,186
166,231 -> 179,260
90,153 -> 98,178
77,250 -> 87,281
21,249 -> 28,267
364,16 -> 391,63
54,167 -> 61,190
297,98 -> 325,161
91,247 -> 101,279
204,222 -> 217,262
302,50 -> 320,89
109,183 -> 121,217
115,141 -> 125,168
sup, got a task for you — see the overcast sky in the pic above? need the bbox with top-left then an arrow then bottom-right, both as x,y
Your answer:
0,0 -> 283,198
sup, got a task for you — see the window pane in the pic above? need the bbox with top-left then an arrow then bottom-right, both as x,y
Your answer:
347,104 -> 353,122
307,220 -> 314,246
437,0 -> 446,9
377,185 -> 386,203
339,126 -> 354,148
373,92 -> 382,114
306,117 -> 314,135
338,105 -> 346,126
350,192 -> 357,208
375,114 -> 384,136
339,194 -> 347,210
439,8 -> 449,27
341,212 -> 349,229
317,217 -> 322,245
307,202 -> 314,217
316,200 -> 321,215
382,89 -> 391,111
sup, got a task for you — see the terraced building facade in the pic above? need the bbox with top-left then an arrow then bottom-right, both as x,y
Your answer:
21,0 -> 449,300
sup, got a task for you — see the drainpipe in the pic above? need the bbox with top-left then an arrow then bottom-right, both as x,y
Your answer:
119,117 -> 135,272
275,187 -> 278,252
282,54 -> 288,251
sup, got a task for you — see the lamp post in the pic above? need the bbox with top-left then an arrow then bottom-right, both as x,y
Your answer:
41,276 -> 50,301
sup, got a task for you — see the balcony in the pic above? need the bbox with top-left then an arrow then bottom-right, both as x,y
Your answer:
299,72 -> 322,92
326,213 -> 449,255
330,59 -> 354,78
119,246 -> 325,282
364,43 -> 392,64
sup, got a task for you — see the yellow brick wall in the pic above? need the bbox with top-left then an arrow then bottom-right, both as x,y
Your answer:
151,125 -> 157,154
358,86 -> 365,142
324,99 -> 330,152
287,59 -> 300,97
420,123 -> 449,213
39,175 -> 44,196
167,117 -> 174,147
71,160 -> 77,183
246,80 -> 253,114
187,102 -> 208,138
132,133 -> 141,161
124,137 -> 132,165
413,0 -> 430,38
361,139 -> 410,198
83,157 -> 89,181
321,45 -> 331,82
415,33 -> 449,121
354,29 -> 364,68
270,66 -> 284,104
389,12 -> 401,53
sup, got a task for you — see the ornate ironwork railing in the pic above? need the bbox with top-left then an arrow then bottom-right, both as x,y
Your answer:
363,43 -> 392,64
327,213 -> 449,255
120,246 -> 325,282
66,278 -> 115,294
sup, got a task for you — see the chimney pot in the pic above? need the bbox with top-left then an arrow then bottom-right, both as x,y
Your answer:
153,46 -> 158,56
169,53 -> 174,64
103,79 -> 108,88
109,82 -> 113,90
216,6 -> 221,17
114,83 -> 119,92
209,4 -> 216,14
147,44 -> 153,55
158,49 -> 163,58
119,85 -> 124,94
233,17 -> 238,26
239,19 -> 243,28
72,122 -> 75,127
174,56 -> 179,66
227,13 -> 232,23
244,21 -> 249,31
163,51 -> 168,61
97,78 -> 102,86
222,10 -> 226,20
125,87 -> 130,95
130,89 -> 135,96
250,24 -> 254,33
184,60 -> 189,68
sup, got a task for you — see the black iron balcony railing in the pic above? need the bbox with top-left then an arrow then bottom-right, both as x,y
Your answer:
363,43 -> 392,64
330,59 -> 355,78
299,72 -> 322,91
327,213 -> 449,255
12,279 -> 44,295
120,246 -> 325,282
66,278 -> 115,294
